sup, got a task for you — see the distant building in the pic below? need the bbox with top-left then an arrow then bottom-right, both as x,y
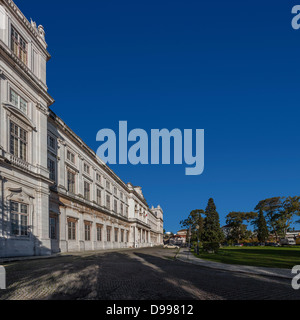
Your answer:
285,231 -> 300,244
221,225 -> 231,239
176,229 -> 188,244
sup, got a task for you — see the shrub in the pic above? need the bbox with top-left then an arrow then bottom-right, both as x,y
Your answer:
202,242 -> 220,253
192,241 -> 198,247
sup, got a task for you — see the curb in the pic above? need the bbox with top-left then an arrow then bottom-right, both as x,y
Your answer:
175,254 -> 293,280
0,254 -> 67,264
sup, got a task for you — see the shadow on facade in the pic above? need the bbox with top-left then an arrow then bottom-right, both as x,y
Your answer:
0,163 -> 53,258
0,233 -> 52,259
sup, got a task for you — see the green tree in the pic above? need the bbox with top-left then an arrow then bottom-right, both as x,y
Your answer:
252,209 -> 269,243
244,230 -> 254,242
202,198 -> 224,243
255,197 -> 282,242
255,196 -> 300,241
279,196 -> 300,238
226,211 -> 257,243
180,209 -> 204,242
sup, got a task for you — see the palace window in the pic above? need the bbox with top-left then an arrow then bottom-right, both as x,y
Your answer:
121,230 -> 124,243
68,219 -> 76,240
114,199 -> 117,213
83,163 -> 90,174
106,194 -> 110,210
49,217 -> 57,239
67,150 -> 75,163
48,136 -> 55,150
84,223 -> 91,241
120,203 -> 124,215
97,225 -> 102,241
10,121 -> 27,161
106,180 -> 110,190
67,171 -> 76,193
126,231 -> 129,243
114,187 -> 117,195
10,88 -> 27,113
11,26 -> 27,65
114,228 -> 118,242
10,201 -> 29,237
96,188 -> 101,205
107,227 -> 111,242
48,158 -> 56,181
96,173 -> 101,184
84,181 -> 90,200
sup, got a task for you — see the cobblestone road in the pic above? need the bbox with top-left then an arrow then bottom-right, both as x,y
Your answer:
0,247 -> 299,300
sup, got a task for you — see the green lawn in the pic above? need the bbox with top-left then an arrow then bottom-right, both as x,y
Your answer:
192,246 -> 300,269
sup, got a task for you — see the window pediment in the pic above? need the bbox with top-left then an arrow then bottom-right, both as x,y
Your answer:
3,102 -> 36,131
6,187 -> 34,203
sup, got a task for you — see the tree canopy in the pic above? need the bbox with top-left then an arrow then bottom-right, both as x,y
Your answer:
202,198 -> 224,243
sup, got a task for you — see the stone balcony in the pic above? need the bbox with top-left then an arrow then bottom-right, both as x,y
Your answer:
8,154 -> 33,171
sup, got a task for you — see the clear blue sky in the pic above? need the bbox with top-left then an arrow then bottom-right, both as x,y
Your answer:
16,0 -> 300,232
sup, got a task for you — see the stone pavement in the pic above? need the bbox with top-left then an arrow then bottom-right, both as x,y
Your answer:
0,247 -> 299,300
176,249 -> 293,279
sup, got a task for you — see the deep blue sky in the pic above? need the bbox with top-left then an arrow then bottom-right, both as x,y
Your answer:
15,0 -> 300,232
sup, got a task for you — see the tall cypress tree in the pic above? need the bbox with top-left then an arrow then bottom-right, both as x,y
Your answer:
256,209 -> 269,243
202,198 -> 224,243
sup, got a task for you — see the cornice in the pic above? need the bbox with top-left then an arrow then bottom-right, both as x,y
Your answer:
48,109 -> 131,193
0,156 -> 53,185
0,42 -> 55,106
57,191 -> 131,224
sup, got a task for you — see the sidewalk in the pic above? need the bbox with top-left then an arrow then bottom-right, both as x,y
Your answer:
0,247 -> 154,264
176,249 -> 293,279
0,253 -> 64,264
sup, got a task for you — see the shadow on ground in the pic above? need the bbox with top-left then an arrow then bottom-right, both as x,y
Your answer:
0,248 -> 298,300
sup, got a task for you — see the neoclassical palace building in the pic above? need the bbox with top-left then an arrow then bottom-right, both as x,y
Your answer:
0,0 -> 163,257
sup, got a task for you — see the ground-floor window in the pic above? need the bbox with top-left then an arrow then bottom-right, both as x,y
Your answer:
49,216 -> 57,239
85,222 -> 91,241
126,231 -> 129,243
114,228 -> 118,242
97,225 -> 102,241
107,227 -> 111,242
10,201 -> 29,236
68,219 -> 76,240
121,229 -> 124,242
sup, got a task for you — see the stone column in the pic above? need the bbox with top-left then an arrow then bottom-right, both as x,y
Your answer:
59,206 -> 67,253
135,226 -> 138,247
35,187 -> 51,256
0,175 -> 4,238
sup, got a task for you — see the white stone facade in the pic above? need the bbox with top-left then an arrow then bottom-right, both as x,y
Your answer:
0,0 -> 163,258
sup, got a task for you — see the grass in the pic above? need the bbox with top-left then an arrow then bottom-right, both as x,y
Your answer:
192,246 -> 300,269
